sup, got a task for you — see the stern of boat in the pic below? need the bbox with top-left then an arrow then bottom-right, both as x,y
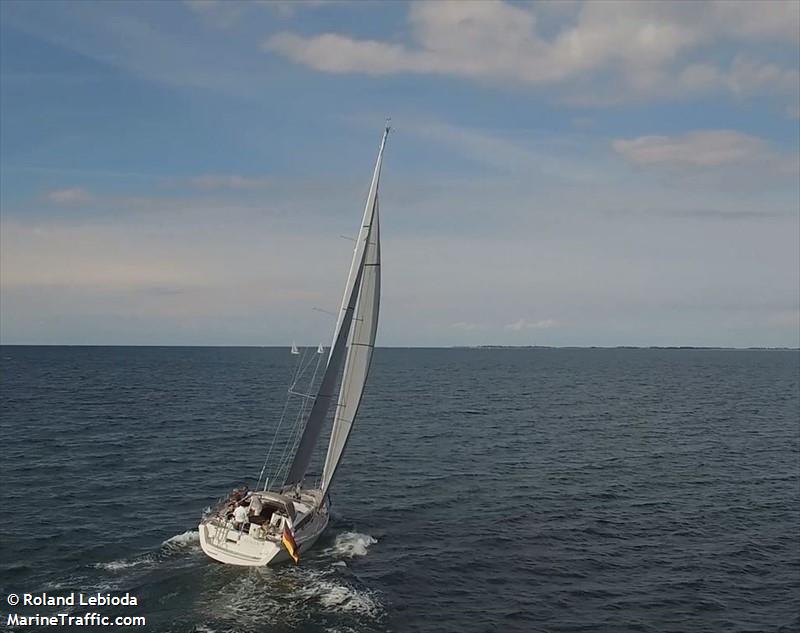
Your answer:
199,488 -> 330,567
199,519 -> 287,566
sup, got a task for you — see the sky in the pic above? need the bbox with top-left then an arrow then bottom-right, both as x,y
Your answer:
1,0 -> 798,348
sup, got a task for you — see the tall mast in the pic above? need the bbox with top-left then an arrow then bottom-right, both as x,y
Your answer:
284,126 -> 390,487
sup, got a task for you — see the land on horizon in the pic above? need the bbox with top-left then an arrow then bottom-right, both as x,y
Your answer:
1,343 -> 797,351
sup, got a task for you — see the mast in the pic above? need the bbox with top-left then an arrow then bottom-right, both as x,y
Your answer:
284,126 -> 390,487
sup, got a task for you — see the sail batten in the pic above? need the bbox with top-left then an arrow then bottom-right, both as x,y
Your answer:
321,202 -> 380,494
283,127 -> 388,487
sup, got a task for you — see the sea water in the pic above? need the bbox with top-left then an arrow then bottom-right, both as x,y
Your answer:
1,346 -> 798,632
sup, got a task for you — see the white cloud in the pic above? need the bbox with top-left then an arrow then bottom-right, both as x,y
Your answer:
708,0 -> 800,42
612,130 -> 798,173
5,166 -> 798,346
187,174 -> 271,190
45,187 -> 94,205
612,131 -> 766,167
724,56 -> 800,97
506,318 -> 558,331
265,1 -> 799,103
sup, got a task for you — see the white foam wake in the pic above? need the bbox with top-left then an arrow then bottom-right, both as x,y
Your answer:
93,529 -> 199,572
162,530 -> 200,550
196,563 -> 385,628
298,575 -> 383,618
92,558 -> 152,572
325,532 -> 377,559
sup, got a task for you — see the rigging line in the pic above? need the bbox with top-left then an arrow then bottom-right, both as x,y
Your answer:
257,348 -> 304,491
288,389 -> 316,400
292,344 -> 322,391
312,306 -> 337,317
256,391 -> 291,490
258,343 -> 313,490
275,395 -> 311,488
275,400 -> 305,484
274,404 -> 307,486
298,350 -> 325,451
290,345 -> 312,390
272,383 -> 310,486
273,350 -> 325,487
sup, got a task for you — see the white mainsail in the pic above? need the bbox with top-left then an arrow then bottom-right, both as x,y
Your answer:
321,203 -> 380,493
284,127 -> 389,488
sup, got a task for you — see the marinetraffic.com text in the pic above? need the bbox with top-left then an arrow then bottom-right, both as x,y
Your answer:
5,591 -> 146,628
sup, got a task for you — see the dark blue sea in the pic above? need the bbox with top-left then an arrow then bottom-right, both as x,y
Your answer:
1,346 -> 798,633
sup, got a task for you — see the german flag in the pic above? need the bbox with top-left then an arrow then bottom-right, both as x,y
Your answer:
282,525 -> 300,564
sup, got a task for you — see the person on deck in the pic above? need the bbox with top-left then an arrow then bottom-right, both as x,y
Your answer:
233,500 -> 249,529
249,495 -> 263,517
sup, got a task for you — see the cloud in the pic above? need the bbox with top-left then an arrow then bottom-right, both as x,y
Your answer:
265,1 -> 799,103
612,130 -> 798,174
4,180 -> 797,346
505,318 -> 558,331
395,117 -> 606,184
612,131 -> 767,167
45,187 -> 94,205
407,119 -> 552,172
187,174 -> 271,190
723,56 -> 800,97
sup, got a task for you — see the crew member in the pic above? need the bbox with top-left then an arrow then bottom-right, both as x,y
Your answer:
233,500 -> 249,529
249,494 -> 263,517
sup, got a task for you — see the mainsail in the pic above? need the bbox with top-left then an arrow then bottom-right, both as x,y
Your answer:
284,127 -> 389,487
321,204 -> 380,493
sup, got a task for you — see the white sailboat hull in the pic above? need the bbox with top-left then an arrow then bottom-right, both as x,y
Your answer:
199,492 -> 329,567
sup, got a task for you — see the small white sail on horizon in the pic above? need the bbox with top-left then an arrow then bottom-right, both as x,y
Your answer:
291,341 -> 299,355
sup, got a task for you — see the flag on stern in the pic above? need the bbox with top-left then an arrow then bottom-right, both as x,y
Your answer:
282,525 -> 300,564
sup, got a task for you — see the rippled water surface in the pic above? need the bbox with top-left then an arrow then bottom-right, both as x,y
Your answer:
1,346 -> 798,632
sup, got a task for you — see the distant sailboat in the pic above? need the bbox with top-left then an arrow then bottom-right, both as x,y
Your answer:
199,126 -> 389,566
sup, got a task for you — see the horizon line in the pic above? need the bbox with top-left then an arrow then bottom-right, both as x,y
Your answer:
0,343 -> 797,351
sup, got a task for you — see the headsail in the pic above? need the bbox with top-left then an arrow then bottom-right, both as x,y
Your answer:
321,201 -> 380,494
284,126 -> 389,487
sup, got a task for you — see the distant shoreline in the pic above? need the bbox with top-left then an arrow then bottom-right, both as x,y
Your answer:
463,345 -> 800,351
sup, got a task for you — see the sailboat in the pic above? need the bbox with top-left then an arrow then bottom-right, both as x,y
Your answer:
199,126 -> 388,566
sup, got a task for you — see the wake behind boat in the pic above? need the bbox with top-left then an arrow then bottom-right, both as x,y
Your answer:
199,126 -> 389,567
